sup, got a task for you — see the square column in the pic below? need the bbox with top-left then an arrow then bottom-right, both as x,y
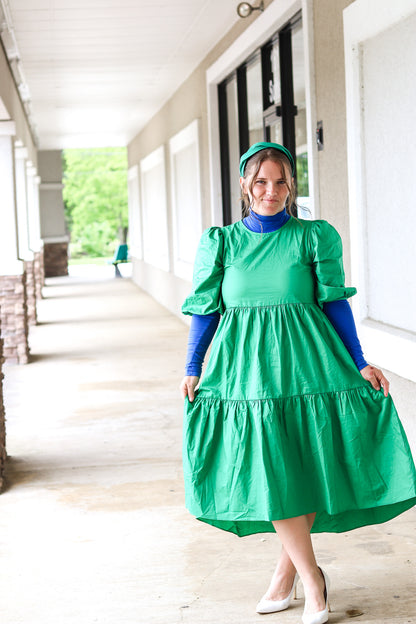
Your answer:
0,329 -> 6,487
0,122 -> 30,364
15,144 -> 37,326
27,163 -> 44,301
38,150 -> 69,277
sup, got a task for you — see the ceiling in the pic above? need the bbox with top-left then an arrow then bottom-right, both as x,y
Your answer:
2,0 -> 241,149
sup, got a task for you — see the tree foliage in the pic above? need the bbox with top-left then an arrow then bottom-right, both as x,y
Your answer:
296,153 -> 309,197
62,147 -> 128,258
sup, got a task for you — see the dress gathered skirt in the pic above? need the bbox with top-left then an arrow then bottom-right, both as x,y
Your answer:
182,218 -> 416,537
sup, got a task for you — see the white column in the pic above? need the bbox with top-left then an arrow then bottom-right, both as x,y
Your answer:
26,162 -> 43,253
0,122 -> 24,276
14,144 -> 34,262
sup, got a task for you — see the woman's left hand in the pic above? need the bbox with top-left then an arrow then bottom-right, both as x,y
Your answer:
360,364 -> 389,397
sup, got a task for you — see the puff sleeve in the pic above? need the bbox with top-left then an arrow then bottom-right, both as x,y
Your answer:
182,227 -> 225,316
310,220 -> 357,308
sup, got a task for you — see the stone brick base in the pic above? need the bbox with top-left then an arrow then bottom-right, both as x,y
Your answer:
0,273 -> 30,364
24,260 -> 37,326
44,242 -> 69,277
0,332 -> 6,489
33,249 -> 45,300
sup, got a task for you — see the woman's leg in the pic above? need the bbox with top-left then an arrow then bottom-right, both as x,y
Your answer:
264,512 -> 316,600
272,514 -> 326,615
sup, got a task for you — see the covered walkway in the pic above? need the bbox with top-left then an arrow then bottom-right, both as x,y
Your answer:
1,273 -> 415,624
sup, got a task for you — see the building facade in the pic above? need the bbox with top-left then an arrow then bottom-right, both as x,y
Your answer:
127,0 -> 416,394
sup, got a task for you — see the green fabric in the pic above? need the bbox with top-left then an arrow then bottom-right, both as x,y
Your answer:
182,218 -> 416,536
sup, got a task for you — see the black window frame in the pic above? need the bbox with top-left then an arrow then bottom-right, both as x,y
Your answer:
218,11 -> 302,224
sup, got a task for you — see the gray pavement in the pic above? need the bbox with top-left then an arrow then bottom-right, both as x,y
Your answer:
1,268 -> 415,624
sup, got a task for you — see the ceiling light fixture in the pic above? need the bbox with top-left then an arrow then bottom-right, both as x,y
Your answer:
236,1 -> 264,18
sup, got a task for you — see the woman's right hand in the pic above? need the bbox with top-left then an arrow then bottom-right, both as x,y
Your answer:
180,376 -> 200,402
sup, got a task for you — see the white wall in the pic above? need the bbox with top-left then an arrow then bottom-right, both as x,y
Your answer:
0,125 -> 23,275
362,14 -> 416,333
344,0 -> 416,382
15,145 -> 33,261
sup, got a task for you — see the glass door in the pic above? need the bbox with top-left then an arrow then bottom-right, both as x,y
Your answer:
291,20 -> 309,216
218,11 -> 309,224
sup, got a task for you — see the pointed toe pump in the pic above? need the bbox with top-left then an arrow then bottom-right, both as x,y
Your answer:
301,567 -> 331,624
256,572 -> 299,614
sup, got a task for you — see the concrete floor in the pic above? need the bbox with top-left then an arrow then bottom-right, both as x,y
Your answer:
1,267 -> 415,624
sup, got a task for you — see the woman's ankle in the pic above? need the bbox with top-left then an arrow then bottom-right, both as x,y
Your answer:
265,568 -> 297,600
302,568 -> 326,613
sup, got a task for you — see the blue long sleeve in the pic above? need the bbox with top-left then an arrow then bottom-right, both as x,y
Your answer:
185,312 -> 220,376
323,300 -> 368,370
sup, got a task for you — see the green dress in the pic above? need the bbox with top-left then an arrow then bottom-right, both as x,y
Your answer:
182,218 -> 416,537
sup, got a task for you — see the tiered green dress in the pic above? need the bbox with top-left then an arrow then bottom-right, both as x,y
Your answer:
182,218 -> 416,537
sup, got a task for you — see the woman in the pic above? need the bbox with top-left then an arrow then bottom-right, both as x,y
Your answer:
179,142 -> 416,624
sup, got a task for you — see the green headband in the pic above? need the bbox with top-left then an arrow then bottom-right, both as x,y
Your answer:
239,142 -> 295,177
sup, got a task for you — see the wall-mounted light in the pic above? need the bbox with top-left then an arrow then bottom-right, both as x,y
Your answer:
236,1 -> 264,18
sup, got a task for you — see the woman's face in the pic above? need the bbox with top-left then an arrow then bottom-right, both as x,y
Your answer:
241,159 -> 292,216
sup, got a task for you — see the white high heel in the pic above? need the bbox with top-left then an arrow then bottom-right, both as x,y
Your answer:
256,572 -> 299,614
301,567 -> 331,624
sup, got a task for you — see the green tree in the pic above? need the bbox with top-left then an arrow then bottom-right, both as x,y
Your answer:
62,147 -> 128,258
296,153 -> 309,197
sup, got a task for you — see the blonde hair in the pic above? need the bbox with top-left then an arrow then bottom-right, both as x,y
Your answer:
240,148 -> 298,218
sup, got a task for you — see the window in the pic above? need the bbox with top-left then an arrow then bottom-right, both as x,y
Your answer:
246,55 -> 263,147
127,165 -> 142,259
169,120 -> 203,281
218,12 -> 309,223
140,146 -> 169,271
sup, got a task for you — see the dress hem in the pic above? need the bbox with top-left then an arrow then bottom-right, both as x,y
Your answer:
192,497 -> 416,537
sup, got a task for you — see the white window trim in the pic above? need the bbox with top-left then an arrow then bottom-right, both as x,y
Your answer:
206,0 -> 319,226
127,164 -> 142,259
169,119 -> 203,281
344,0 -> 416,382
140,145 -> 169,272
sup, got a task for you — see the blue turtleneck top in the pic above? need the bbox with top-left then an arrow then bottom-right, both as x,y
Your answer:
243,207 -> 291,232
185,210 -> 368,376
